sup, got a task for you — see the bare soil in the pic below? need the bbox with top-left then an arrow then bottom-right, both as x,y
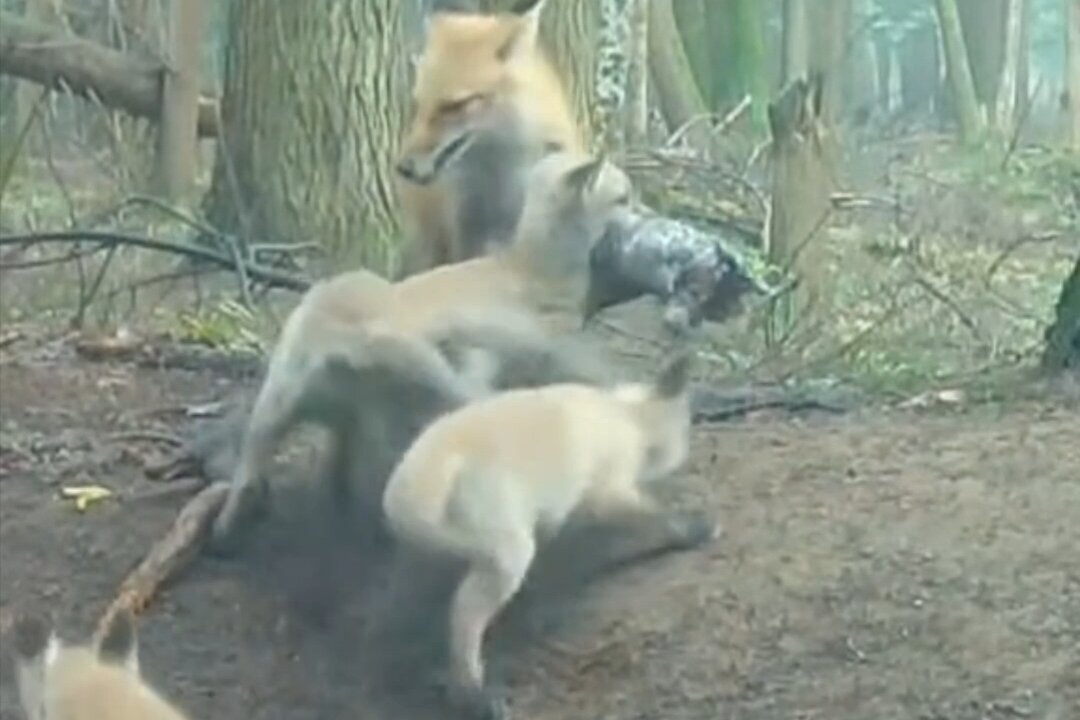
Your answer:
1,343 -> 1078,720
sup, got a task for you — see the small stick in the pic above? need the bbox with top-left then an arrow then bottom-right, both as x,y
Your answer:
93,482 -> 228,645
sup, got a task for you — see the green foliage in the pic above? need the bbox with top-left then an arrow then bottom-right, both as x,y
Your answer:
173,298 -> 266,353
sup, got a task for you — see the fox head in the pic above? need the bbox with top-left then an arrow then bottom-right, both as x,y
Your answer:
397,0 -> 551,185
13,609 -> 142,720
613,353 -> 694,483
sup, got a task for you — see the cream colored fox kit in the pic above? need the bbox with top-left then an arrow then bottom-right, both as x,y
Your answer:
396,0 -> 585,275
209,151 -> 631,554
12,609 -> 190,720
382,354 -> 716,719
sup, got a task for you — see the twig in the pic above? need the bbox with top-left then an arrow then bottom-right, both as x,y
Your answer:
0,230 -> 310,292
107,431 -> 185,447
907,265 -> 984,343
985,231 -> 1063,284
93,482 -> 228,645
0,243 -> 109,270
1001,77 -> 1044,171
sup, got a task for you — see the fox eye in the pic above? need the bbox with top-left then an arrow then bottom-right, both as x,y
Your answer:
439,93 -> 486,119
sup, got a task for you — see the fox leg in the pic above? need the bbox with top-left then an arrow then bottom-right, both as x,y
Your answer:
447,535 -> 535,720
209,366 -> 306,554
575,483 -> 718,578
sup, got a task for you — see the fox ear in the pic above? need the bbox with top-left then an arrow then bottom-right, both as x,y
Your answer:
497,0 -> 545,61
97,609 -> 140,676
655,353 -> 693,399
563,156 -> 605,196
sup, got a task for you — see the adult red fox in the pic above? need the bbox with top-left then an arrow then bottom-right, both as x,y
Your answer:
12,608 -> 191,720
395,0 -> 585,276
382,354 -> 717,720
208,150 -> 632,555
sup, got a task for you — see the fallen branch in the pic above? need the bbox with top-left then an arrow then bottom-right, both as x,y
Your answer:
0,230 -> 310,292
94,481 -> 227,645
0,11 -> 219,137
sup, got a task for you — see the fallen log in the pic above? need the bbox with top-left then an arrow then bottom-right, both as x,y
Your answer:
0,11 -> 219,138
93,482 -> 227,645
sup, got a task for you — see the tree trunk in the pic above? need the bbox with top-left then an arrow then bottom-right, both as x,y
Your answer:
153,0 -> 205,201
672,0 -> 709,107
766,76 -> 832,343
995,0 -> 1025,133
595,0 -> 632,153
624,0 -> 649,148
807,0 -> 853,126
1068,0 -> 1080,148
899,19 -> 942,120
13,0 -> 60,159
647,0 -> 708,146
1042,254 -> 1080,372
202,0 -> 409,271
936,0 -> 984,141
781,0 -> 809,87
955,0 -> 1007,117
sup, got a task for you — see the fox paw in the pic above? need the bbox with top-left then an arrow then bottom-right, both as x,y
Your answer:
668,510 -> 720,550
447,683 -> 509,720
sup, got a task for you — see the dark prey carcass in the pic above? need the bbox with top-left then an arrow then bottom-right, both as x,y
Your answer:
583,208 -> 780,336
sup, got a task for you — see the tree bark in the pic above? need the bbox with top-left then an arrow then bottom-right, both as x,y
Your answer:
766,76 -> 832,341
1068,0 -> 1080,148
202,0 -> 410,270
955,0 -> 1007,116
624,0 -> 649,148
995,0 -> 1025,133
1042,254 -> 1080,372
781,0 -> 809,87
807,0 -> 853,126
153,0 -> 206,201
647,0 -> 708,145
899,18 -> 943,120
595,0 -> 632,153
0,11 -> 219,137
936,0 -> 984,141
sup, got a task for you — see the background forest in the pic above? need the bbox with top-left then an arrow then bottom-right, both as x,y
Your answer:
0,2 -> 1078,720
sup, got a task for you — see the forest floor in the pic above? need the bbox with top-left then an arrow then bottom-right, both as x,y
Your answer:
1,328 -> 1077,720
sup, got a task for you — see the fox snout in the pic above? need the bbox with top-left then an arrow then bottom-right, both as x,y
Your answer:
396,131 -> 477,185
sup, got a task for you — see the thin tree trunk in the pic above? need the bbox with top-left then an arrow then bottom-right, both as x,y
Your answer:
153,0 -> 205,201
1068,0 -> 1080,147
595,0 -> 631,153
936,0 -> 984,141
781,0 -> 809,86
647,0 -> 708,147
807,0 -> 853,126
203,0 -> 410,270
995,0 -> 1024,133
624,0 -> 649,148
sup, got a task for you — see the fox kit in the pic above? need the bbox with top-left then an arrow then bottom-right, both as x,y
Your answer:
12,608 -> 190,720
395,0 -> 585,276
208,151 -> 631,555
382,354 -> 717,720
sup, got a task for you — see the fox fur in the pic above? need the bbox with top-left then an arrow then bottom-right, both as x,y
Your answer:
12,609 -> 190,720
381,354 -> 717,719
208,150 -> 633,555
395,0 -> 585,276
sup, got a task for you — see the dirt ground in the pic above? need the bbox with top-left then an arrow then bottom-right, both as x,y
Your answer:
0,341 -> 1078,720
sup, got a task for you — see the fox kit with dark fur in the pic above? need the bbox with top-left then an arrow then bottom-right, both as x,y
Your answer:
382,354 -> 717,719
209,150 -> 632,554
12,609 -> 190,720
396,0 -> 585,275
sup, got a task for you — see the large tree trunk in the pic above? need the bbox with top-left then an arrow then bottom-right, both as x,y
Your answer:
202,0 -> 409,271
1068,0 -> 1080,148
955,0 -> 1008,118
153,0 -> 205,201
781,0 -> 809,87
1042,254 -> 1080,372
936,0 -> 984,141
